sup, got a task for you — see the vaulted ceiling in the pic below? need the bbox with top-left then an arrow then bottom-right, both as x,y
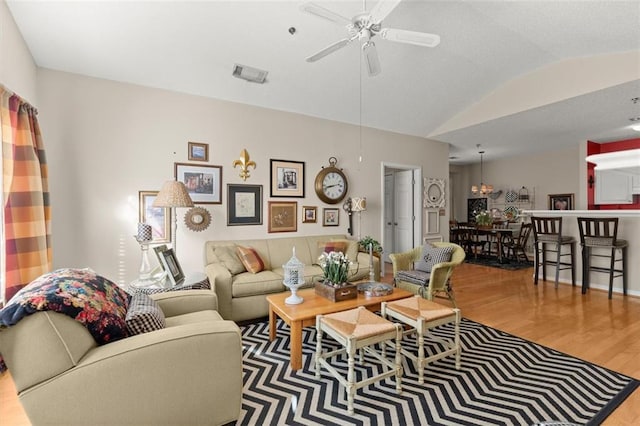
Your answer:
7,0 -> 640,163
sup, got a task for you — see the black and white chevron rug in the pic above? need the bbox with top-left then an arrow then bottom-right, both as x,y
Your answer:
238,318 -> 638,425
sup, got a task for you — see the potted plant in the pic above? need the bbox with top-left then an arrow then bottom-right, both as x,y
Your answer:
318,251 -> 352,286
358,236 -> 383,254
475,210 -> 493,228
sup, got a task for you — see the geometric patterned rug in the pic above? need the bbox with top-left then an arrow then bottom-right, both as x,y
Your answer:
238,318 -> 638,425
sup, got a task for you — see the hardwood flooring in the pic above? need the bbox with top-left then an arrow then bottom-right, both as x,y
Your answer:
1,262 -> 639,425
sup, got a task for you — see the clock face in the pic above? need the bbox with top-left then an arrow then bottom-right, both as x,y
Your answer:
323,172 -> 346,200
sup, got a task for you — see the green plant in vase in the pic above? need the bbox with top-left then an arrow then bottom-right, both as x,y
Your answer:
318,251 -> 352,286
475,210 -> 493,227
358,235 -> 383,254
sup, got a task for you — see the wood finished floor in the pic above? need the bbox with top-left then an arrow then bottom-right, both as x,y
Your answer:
1,262 -> 639,425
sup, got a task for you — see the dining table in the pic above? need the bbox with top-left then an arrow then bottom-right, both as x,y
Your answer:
451,225 -> 514,263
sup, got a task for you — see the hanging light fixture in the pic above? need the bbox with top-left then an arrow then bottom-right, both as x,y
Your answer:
471,144 -> 493,195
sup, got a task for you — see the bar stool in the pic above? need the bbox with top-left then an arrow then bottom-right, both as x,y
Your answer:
315,307 -> 403,415
381,296 -> 461,385
577,217 -> 628,299
531,216 -> 576,287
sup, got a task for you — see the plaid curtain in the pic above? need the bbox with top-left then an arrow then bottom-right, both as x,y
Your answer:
1,87 -> 51,305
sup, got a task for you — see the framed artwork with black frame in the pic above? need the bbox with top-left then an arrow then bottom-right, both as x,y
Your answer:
158,248 -> 185,286
175,162 -> 222,204
268,201 -> 297,233
139,190 -> 170,243
467,198 -> 488,223
323,208 -> 340,226
270,159 -> 305,198
227,184 -> 262,226
548,193 -> 574,211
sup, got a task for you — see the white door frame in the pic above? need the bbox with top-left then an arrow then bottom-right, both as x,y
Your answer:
380,162 -> 423,257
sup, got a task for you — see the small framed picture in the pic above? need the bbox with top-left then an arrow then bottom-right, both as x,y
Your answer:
270,159 -> 305,198
227,184 -> 262,226
175,162 -> 222,204
139,191 -> 170,243
153,244 -> 168,265
548,193 -> 574,211
158,248 -> 185,286
268,201 -> 297,233
302,206 -> 317,223
188,142 -> 209,162
323,208 -> 339,226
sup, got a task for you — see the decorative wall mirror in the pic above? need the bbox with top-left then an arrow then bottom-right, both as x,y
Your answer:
424,178 -> 446,208
184,207 -> 211,232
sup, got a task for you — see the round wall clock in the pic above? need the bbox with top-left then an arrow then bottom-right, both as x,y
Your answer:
315,157 -> 349,204
314,157 -> 348,204
184,207 -> 211,232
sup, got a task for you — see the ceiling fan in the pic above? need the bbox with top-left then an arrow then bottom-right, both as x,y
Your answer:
301,0 -> 440,76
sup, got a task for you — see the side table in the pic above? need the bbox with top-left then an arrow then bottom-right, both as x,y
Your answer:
125,272 -> 210,295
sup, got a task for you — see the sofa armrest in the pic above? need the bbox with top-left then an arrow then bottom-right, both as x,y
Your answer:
150,290 -> 218,317
21,320 -> 243,425
205,263 -> 233,320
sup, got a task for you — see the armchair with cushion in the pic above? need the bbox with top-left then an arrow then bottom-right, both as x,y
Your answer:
389,242 -> 465,307
0,269 -> 243,426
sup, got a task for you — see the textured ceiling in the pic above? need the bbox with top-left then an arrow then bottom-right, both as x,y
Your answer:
6,0 -> 640,164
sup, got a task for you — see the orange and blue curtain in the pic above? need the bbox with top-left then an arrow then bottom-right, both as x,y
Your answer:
1,87 -> 51,305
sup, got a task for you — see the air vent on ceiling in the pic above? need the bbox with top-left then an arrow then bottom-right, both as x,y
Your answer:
232,64 -> 268,84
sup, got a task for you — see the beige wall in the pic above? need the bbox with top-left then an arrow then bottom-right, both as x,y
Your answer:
451,145 -> 582,221
0,0 -> 37,103
37,69 -> 450,284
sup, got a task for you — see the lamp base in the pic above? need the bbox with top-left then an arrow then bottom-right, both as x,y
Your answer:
285,288 -> 304,305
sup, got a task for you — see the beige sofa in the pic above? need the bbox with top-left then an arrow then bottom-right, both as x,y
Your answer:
205,234 -> 380,322
0,290 -> 243,425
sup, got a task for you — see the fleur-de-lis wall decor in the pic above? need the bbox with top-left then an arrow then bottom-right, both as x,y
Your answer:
232,149 -> 257,181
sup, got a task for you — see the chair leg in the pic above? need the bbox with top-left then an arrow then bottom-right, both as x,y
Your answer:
534,242 -> 540,285
315,316 -> 323,378
346,338 -> 356,415
554,243 -> 561,288
581,247 -> 588,295
623,247 -> 628,296
570,243 -> 576,286
417,320 -> 425,385
608,247 -> 616,299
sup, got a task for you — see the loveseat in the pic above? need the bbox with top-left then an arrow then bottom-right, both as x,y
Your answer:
0,270 -> 243,425
205,234 -> 380,321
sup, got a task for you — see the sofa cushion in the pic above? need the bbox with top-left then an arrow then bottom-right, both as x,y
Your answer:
231,271 -> 285,297
415,244 -> 454,273
0,268 -> 130,345
125,293 -> 166,335
237,246 -> 266,274
396,269 -> 431,286
212,245 -> 246,275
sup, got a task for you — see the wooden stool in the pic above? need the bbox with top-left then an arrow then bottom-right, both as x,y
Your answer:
531,216 -> 576,287
577,217 -> 628,299
315,306 -> 403,415
381,296 -> 461,384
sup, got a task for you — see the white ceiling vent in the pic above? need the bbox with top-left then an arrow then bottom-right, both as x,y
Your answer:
232,64 -> 268,84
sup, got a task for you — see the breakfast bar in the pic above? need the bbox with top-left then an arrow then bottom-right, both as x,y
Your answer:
523,210 -> 639,296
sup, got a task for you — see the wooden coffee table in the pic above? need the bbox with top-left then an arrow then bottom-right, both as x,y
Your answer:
266,286 -> 414,371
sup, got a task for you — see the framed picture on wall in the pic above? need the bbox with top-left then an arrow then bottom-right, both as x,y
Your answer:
175,162 -> 222,204
188,142 -> 209,162
549,193 -> 574,210
268,201 -> 297,233
227,184 -> 262,226
138,190 -> 170,243
323,208 -> 339,226
467,198 -> 488,223
270,159 -> 305,198
302,206 -> 317,223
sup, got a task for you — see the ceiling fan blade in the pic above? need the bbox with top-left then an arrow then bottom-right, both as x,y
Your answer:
362,41 -> 381,77
380,28 -> 441,47
300,2 -> 352,26
306,38 -> 353,62
369,0 -> 402,24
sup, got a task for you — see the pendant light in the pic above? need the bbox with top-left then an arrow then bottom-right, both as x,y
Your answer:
471,144 -> 493,195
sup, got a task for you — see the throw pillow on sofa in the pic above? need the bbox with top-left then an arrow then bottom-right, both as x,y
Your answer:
415,244 -> 454,273
237,246 -> 265,274
317,241 -> 347,259
331,238 -> 359,262
125,293 -> 166,335
212,245 -> 246,275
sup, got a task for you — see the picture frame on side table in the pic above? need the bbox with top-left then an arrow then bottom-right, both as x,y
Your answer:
268,201 -> 297,233
158,248 -> 185,287
549,193 -> 574,211
139,190 -> 170,243
227,184 -> 263,226
270,159 -> 305,198
187,142 -> 209,162
323,208 -> 339,226
175,162 -> 222,204
302,206 -> 317,223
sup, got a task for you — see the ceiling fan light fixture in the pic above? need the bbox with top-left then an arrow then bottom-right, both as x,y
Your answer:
232,64 -> 268,84
362,41 -> 381,76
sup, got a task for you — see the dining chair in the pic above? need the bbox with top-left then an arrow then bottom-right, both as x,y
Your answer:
502,223 -> 532,263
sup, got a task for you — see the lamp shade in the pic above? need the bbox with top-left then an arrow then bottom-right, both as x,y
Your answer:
152,181 -> 194,208
351,197 -> 367,212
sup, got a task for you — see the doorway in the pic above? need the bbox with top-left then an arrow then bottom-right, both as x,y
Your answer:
381,163 -> 423,265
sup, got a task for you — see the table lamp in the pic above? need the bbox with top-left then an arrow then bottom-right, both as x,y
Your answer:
152,180 -> 194,255
351,197 -> 367,240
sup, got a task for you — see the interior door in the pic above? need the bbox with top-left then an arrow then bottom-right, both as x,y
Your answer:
394,170 -> 414,253
383,173 -> 395,263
